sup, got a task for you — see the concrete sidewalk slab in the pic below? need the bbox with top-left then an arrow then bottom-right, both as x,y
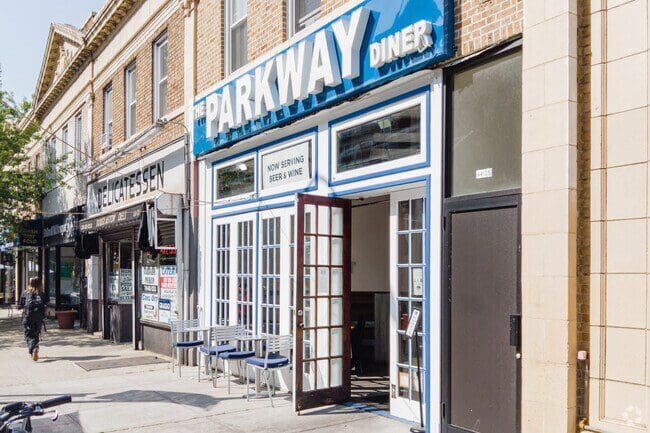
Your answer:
0,309 -> 410,433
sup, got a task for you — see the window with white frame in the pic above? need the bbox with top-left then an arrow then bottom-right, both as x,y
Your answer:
214,223 -> 230,326
215,157 -> 255,201
226,0 -> 247,74
259,138 -> 313,195
237,220 -> 254,330
330,92 -> 428,184
102,84 -> 113,150
289,214 -> 296,335
260,217 -> 281,335
74,112 -> 83,166
287,0 -> 321,37
125,63 -> 137,138
153,33 -> 168,120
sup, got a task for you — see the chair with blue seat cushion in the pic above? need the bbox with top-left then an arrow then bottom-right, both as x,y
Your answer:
219,348 -> 256,393
201,325 -> 248,388
246,335 -> 293,407
170,319 -> 204,378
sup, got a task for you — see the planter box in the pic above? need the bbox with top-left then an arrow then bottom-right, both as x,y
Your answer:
56,310 -> 76,329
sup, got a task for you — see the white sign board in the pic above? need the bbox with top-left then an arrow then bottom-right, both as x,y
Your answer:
142,266 -> 158,287
261,141 -> 311,190
405,309 -> 421,338
141,293 -> 159,321
119,269 -> 133,304
86,141 -> 185,216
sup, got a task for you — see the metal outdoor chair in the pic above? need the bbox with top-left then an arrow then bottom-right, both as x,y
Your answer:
170,318 -> 203,378
216,325 -> 255,392
245,334 -> 293,407
198,325 -> 239,386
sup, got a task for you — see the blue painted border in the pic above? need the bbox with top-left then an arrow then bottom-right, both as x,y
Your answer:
211,127 -> 319,210
327,86 -> 431,187
193,0 -> 453,157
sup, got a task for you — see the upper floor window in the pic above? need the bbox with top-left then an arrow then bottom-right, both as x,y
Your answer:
103,84 -> 113,150
153,33 -> 168,120
61,125 -> 68,150
226,0 -> 247,74
287,0 -> 320,37
35,154 -> 40,170
125,63 -> 137,138
28,161 -> 32,172
74,112 -> 83,166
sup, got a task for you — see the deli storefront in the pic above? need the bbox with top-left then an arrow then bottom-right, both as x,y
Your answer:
192,0 -> 456,428
80,140 -> 187,355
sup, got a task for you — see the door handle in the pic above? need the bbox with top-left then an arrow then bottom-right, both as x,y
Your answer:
509,314 -> 521,349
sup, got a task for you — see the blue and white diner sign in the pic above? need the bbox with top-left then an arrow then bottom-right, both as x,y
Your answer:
193,0 -> 452,157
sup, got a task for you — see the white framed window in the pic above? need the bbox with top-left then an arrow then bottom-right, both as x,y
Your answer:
260,216 -> 281,335
153,33 -> 168,120
258,133 -> 316,197
102,84 -> 113,151
125,62 -> 137,138
74,112 -> 83,166
287,0 -> 321,37
213,155 -> 256,204
214,223 -> 230,326
61,125 -> 68,152
225,0 -> 247,74
329,91 -> 428,185
236,219 -> 254,330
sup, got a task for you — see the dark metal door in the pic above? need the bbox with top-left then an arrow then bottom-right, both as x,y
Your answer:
444,200 -> 520,433
295,194 -> 351,411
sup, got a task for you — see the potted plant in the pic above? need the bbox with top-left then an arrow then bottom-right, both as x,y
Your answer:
55,310 -> 76,329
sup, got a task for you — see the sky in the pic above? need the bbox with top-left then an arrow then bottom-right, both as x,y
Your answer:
0,0 -> 106,102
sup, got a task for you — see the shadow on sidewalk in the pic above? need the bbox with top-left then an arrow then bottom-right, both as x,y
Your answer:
91,389 -> 242,409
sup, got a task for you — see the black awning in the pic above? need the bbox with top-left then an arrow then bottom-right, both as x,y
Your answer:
79,204 -> 143,233
42,206 -> 82,247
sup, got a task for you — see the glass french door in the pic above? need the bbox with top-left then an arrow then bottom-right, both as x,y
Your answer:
295,194 -> 351,411
390,189 -> 426,421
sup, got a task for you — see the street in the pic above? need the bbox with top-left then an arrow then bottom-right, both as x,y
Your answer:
0,308 -> 406,433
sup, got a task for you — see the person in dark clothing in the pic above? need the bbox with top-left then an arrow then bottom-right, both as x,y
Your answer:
22,277 -> 46,361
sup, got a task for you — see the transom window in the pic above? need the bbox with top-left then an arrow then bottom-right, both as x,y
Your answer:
226,0 -> 247,74
260,217 -> 281,335
153,32 -> 168,120
330,92 -> 428,185
214,224 -> 230,326
237,220 -> 254,330
215,157 -> 255,200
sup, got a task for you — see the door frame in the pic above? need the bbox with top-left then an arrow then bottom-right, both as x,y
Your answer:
389,187 -> 428,421
294,193 -> 352,412
441,190 -> 522,433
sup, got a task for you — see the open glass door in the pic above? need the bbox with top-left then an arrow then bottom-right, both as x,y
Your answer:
390,188 -> 426,421
295,194 -> 351,411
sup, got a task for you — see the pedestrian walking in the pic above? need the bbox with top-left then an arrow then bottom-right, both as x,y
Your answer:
22,277 -> 46,361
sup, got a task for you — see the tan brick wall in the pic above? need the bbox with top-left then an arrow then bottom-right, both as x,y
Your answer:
92,8 -> 185,176
196,0 -> 224,95
321,0 -> 348,16
248,0 -> 285,63
454,0 -> 523,57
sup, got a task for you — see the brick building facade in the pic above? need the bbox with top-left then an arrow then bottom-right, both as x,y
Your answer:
18,0 -> 650,432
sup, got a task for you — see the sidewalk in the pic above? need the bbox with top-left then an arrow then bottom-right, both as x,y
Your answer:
0,308 -> 407,433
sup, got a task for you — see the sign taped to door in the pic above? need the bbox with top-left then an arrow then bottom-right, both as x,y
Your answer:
405,309 -> 421,338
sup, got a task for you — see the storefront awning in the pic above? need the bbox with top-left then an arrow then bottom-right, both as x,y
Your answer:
79,204 -> 144,233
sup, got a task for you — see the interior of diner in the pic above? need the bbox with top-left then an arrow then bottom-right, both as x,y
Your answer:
350,195 -> 391,410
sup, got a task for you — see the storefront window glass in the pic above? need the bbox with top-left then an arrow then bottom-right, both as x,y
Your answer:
216,158 -> 255,200
261,217 -> 281,335
59,247 -> 81,307
449,51 -> 522,197
336,105 -> 421,173
47,248 -> 56,304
